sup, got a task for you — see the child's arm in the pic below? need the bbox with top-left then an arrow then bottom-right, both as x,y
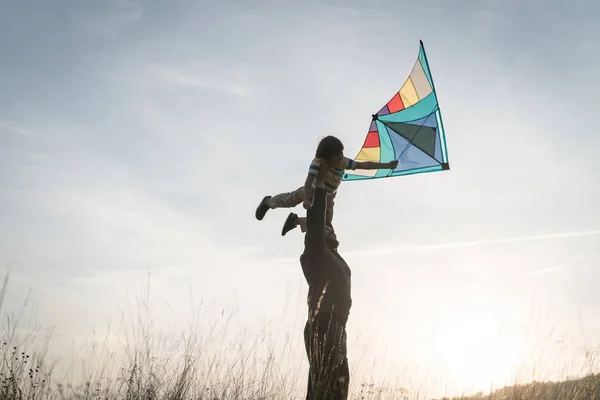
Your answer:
355,160 -> 398,170
303,174 -> 315,209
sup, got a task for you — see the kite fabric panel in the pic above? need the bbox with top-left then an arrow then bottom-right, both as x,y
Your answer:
343,40 -> 450,181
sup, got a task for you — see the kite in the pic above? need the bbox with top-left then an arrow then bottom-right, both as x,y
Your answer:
343,40 -> 450,181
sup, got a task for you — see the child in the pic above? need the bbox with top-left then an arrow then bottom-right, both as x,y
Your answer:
255,135 -> 398,235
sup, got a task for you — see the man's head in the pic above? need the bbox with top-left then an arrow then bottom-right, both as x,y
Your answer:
316,136 -> 344,165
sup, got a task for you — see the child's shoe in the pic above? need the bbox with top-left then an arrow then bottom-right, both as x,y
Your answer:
255,196 -> 272,220
281,213 -> 299,236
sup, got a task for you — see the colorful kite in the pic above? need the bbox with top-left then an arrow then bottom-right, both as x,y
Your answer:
343,40 -> 450,181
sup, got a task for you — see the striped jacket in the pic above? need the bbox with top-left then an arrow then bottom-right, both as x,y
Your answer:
308,157 -> 358,194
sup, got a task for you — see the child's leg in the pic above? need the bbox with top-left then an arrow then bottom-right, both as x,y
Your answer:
282,213 -> 301,236
268,186 -> 305,209
298,217 -> 307,233
256,186 -> 304,221
281,192 -> 335,236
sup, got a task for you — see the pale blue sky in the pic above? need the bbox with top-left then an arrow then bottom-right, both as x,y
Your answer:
1,0 -> 600,397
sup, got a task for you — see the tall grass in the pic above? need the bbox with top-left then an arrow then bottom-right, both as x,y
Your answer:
1,270 -> 600,400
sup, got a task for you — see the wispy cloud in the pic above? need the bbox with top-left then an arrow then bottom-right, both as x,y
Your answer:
70,0 -> 143,39
0,119 -> 33,136
521,264 -> 570,277
149,66 -> 208,88
147,65 -> 251,98
345,229 -> 600,257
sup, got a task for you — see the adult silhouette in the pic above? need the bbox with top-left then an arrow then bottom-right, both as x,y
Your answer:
301,163 -> 352,400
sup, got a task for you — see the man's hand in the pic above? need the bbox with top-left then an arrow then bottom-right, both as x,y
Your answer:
387,160 -> 398,169
303,200 -> 312,210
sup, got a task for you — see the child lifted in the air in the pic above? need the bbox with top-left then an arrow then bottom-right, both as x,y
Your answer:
255,135 -> 398,236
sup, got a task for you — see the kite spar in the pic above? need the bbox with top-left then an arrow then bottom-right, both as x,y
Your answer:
343,40 -> 450,181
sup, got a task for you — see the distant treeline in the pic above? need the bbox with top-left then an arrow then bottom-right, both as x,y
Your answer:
435,373 -> 600,400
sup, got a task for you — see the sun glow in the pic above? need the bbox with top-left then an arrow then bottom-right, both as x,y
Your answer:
434,308 -> 528,393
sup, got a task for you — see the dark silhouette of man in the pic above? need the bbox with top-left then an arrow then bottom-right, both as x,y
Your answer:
301,163 -> 351,400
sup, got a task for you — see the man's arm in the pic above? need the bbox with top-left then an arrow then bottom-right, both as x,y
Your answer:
304,165 -> 328,251
355,160 -> 398,170
303,174 -> 315,209
304,158 -> 322,208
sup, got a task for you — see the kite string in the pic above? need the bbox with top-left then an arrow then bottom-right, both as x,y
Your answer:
385,105 -> 439,177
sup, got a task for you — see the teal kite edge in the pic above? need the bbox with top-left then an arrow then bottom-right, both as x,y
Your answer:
419,45 -> 434,89
374,120 -> 395,178
420,40 -> 450,166
436,109 -> 449,164
378,92 -> 438,123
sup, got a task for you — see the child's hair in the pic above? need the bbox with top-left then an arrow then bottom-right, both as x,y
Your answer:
315,136 -> 344,160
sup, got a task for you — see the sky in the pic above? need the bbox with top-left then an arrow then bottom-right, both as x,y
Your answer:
1,0 -> 600,398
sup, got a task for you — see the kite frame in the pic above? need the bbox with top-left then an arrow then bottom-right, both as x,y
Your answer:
343,40 -> 450,181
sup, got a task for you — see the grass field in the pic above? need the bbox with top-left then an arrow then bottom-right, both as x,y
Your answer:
1,271 -> 599,400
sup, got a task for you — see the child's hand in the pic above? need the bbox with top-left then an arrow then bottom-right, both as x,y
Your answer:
303,200 -> 312,210
387,160 -> 398,169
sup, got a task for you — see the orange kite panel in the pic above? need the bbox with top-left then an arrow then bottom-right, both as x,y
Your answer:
387,92 -> 405,113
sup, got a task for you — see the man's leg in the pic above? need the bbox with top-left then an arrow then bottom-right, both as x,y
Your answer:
304,312 -> 348,400
337,344 -> 349,400
255,186 -> 304,220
